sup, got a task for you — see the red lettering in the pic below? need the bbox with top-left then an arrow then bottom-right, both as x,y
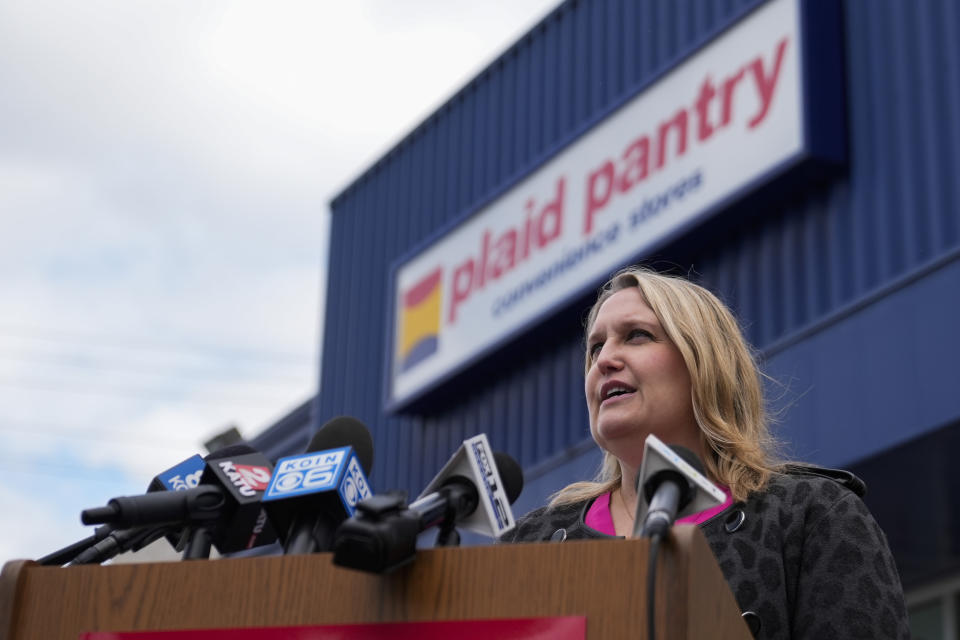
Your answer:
490,230 -> 517,279
477,230 -> 491,289
445,177 -> 567,324
448,259 -> 475,323
618,136 -> 650,192
584,161 -> 615,234
580,36 -> 788,233
694,77 -> 716,142
720,68 -> 745,127
748,37 -> 789,128
656,108 -> 688,169
521,199 -> 535,260
536,177 -> 565,247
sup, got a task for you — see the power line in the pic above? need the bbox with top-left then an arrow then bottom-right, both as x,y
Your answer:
0,324 -> 315,365
0,422 -> 199,449
0,375 -> 297,407
0,347 -> 308,387
0,457 -> 141,483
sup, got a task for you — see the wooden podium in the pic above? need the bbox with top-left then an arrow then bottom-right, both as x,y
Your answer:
1,525 -> 750,640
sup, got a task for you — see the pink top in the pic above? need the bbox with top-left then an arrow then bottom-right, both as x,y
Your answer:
584,486 -> 733,536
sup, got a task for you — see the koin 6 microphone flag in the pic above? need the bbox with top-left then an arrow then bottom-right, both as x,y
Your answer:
261,443 -> 372,553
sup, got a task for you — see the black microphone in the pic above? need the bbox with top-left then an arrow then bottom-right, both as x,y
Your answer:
161,445 -> 251,558
405,451 -> 523,544
632,435 -> 726,539
79,444 -> 277,558
173,444 -> 275,559
66,525 -> 170,566
37,524 -> 118,567
184,444 -> 278,557
638,448 -> 700,538
631,436 -> 724,640
260,416 -> 374,555
333,438 -> 523,574
79,485 -> 227,529
42,452 -> 211,566
79,445 -> 255,529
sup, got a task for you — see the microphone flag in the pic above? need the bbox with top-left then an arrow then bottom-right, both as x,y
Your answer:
417,433 -> 516,538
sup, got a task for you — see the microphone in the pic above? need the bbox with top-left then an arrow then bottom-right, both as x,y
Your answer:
633,434 -> 726,639
407,449 -> 523,545
147,451 -> 214,556
42,453 -> 209,566
415,435 -> 521,539
632,434 -> 725,539
631,435 -> 724,640
260,416 -> 374,555
148,453 -> 206,492
79,444 -> 277,557
332,434 -> 522,574
37,525 -> 119,566
79,445 -> 255,529
66,525 -> 171,566
181,444 -> 278,556
79,486 -> 226,529
172,444 -> 275,559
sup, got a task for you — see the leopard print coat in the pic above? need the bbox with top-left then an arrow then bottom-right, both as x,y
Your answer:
501,467 -> 910,639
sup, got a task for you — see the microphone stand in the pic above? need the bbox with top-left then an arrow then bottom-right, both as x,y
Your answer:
433,504 -> 461,547
67,526 -> 169,565
182,526 -> 213,560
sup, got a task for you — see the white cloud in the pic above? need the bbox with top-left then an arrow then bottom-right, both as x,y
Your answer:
0,0 -> 560,563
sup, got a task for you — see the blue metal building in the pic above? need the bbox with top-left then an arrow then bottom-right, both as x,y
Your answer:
253,1 -> 960,633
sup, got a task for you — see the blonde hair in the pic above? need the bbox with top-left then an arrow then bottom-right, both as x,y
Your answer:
551,267 -> 780,506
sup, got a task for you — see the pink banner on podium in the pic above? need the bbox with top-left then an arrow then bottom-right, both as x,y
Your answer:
80,616 -> 586,639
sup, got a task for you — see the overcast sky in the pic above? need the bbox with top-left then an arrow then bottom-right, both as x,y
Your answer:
0,0 -> 559,564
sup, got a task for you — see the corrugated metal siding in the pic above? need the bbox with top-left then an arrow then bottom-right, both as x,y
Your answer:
311,0 -> 960,499
698,0 -> 960,350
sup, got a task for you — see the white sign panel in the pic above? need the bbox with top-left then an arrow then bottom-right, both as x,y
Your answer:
390,0 -> 804,407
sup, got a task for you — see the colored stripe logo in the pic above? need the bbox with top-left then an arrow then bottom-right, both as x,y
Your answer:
398,267 -> 443,372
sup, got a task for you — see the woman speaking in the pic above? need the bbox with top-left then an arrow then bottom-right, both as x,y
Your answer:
502,267 -> 909,639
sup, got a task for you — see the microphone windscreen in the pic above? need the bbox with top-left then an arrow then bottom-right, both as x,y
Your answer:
493,452 -> 524,504
307,416 -> 374,473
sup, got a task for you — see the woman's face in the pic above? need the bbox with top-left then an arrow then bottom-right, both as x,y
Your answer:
584,287 -> 700,467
